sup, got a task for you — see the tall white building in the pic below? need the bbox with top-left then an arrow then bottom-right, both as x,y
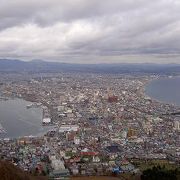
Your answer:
174,120 -> 180,131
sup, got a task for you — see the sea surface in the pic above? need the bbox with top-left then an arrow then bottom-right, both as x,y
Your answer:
0,98 -> 50,138
145,77 -> 180,106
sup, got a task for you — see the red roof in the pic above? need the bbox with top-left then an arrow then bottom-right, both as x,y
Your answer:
80,152 -> 99,156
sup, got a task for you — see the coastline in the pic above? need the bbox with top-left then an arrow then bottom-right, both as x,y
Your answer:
1,76 -> 180,139
143,76 -> 180,108
0,97 -> 52,139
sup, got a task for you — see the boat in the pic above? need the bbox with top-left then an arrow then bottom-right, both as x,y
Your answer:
26,102 -> 42,109
26,103 -> 33,108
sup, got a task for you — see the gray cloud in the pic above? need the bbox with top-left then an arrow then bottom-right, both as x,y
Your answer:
0,0 -> 180,63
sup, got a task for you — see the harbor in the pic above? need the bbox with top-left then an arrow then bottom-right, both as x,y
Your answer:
0,96 -> 9,101
26,102 -> 42,109
0,98 -> 50,138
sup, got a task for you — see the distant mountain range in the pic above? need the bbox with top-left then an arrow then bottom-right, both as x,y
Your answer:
0,59 -> 180,75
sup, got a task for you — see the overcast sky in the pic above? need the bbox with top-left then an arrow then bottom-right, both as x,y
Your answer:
0,0 -> 180,64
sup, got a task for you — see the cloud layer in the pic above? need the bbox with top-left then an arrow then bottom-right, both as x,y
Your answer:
0,0 -> 180,63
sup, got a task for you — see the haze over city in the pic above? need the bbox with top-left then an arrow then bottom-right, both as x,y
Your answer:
0,0 -> 180,64
0,1 -> 180,180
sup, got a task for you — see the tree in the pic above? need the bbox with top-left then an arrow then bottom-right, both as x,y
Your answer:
141,166 -> 179,180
